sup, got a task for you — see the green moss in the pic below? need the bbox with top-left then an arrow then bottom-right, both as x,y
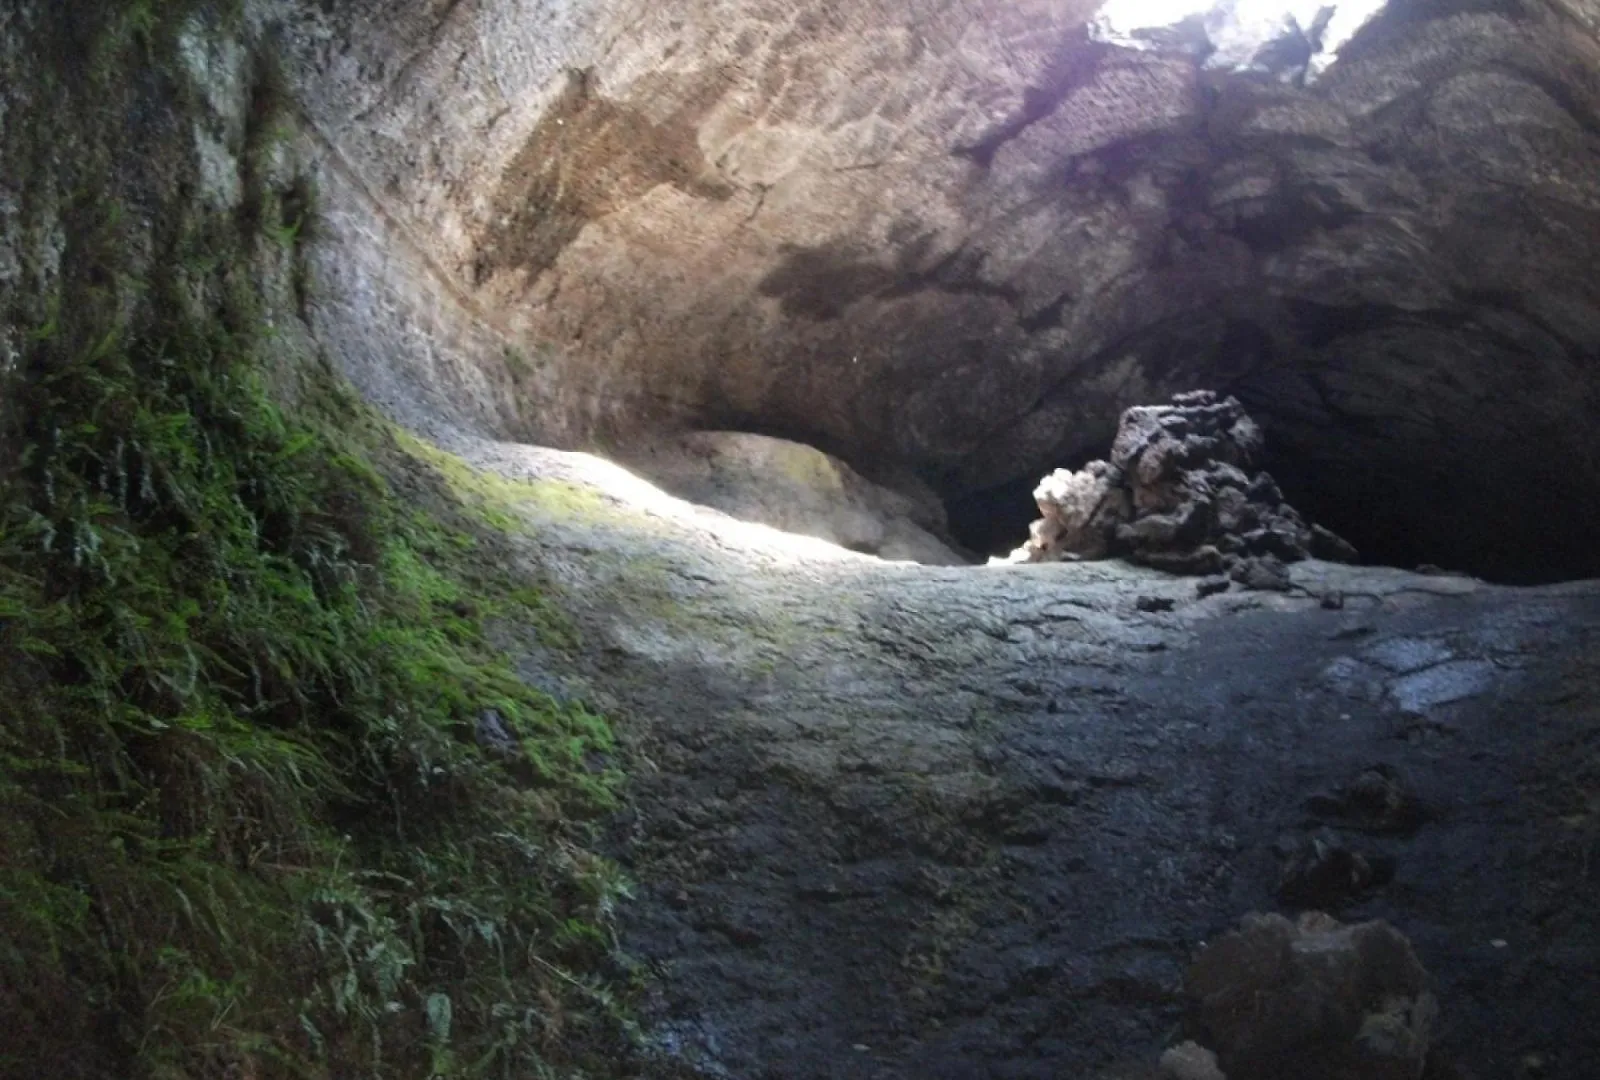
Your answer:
0,7 -> 632,1079
395,432 -> 843,667
524,479 -> 614,519
397,433 -> 616,528
503,586 -> 585,653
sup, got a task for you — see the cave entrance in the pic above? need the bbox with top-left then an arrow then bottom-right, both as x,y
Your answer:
946,474 -> 1050,560
941,446 -> 1600,587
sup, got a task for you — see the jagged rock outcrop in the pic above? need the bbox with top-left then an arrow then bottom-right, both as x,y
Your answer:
271,0 -> 1600,581
1012,391 -> 1357,585
1185,912 -> 1436,1080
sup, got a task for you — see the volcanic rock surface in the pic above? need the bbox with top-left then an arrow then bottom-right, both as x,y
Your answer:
154,0 -> 1600,1074
454,433 -> 1600,1079
7,0 -> 1600,1077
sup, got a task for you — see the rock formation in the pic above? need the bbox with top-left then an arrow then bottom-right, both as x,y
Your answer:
1159,1042 -> 1228,1080
244,3 -> 1600,1065
1011,391 -> 1357,587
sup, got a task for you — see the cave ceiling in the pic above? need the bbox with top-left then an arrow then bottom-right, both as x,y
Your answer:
278,0 -> 1600,580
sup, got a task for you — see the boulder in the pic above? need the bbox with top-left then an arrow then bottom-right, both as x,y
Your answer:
1185,912 -> 1437,1080
1026,461 -> 1131,561
1161,1041 -> 1228,1080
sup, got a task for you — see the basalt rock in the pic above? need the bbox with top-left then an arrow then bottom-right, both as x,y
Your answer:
1274,830 -> 1394,909
1013,391 -> 1356,584
1185,912 -> 1437,1080
488,443 -> 1600,1078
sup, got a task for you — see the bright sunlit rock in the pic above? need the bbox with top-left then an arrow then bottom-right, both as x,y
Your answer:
1092,0 -> 1390,82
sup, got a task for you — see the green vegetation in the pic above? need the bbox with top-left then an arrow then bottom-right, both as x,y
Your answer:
0,5 -> 630,1078
398,433 -> 615,532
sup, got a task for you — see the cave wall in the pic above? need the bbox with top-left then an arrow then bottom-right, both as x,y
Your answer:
267,0 -> 1600,580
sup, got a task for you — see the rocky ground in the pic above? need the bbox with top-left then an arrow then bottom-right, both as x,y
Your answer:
450,432 -> 1600,1079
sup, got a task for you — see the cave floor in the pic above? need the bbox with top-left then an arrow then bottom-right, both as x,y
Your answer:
461,434 -> 1600,1080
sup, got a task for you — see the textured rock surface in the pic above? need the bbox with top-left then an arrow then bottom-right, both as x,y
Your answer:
443,431 -> 1600,1079
616,431 -> 968,564
1014,390 -> 1357,579
268,0 -> 1600,581
1185,912 -> 1435,1080
214,0 -> 1600,1072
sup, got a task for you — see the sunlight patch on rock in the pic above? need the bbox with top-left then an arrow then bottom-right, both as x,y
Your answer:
1092,0 -> 1390,82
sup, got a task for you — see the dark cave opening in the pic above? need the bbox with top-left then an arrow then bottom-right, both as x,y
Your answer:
1256,447 -> 1600,588
937,296 -> 1600,585
945,473 -> 1050,559
940,444 -> 1600,586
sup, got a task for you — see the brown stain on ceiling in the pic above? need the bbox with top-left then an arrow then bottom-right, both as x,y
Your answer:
474,67 -> 737,285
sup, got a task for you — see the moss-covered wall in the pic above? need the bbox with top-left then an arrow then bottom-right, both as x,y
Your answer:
0,5 -> 631,1077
